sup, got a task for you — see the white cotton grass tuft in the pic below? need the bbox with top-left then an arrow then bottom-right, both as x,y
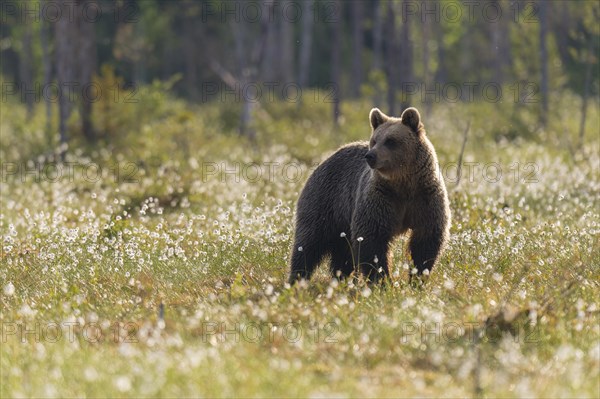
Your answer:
264,284 -> 274,296
443,278 -> 455,290
114,376 -> 132,392
3,282 -> 15,296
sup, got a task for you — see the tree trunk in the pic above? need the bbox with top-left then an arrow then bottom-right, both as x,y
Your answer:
552,2 -> 572,69
226,3 -> 272,139
384,2 -> 397,115
20,19 -> 34,119
422,9 -> 431,114
183,2 -> 199,101
261,9 -> 278,82
491,0 -> 511,84
539,1 -> 549,127
459,27 -> 473,95
231,19 -> 246,78
578,37 -> 594,149
434,16 -> 446,84
399,0 -> 412,111
280,0 -> 295,84
372,0 -> 384,108
40,10 -> 53,137
78,0 -> 97,142
55,0 -> 77,149
331,0 -> 342,126
298,0 -> 314,91
373,0 -> 383,71
351,0 -> 363,97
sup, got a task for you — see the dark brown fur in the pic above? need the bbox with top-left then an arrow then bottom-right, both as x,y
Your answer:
289,107 -> 450,283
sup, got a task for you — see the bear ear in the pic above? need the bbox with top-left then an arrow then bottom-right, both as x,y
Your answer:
401,107 -> 422,132
369,108 -> 389,130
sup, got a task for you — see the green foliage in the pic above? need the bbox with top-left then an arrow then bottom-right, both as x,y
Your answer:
361,69 -> 387,101
92,65 -> 183,142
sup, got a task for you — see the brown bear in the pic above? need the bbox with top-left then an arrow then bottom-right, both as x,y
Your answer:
288,107 -> 450,284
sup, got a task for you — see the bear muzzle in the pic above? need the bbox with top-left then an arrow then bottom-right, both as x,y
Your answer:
365,151 -> 377,168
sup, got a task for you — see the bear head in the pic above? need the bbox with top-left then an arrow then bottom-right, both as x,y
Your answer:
365,107 -> 425,179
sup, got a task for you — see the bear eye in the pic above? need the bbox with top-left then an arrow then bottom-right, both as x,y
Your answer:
384,138 -> 398,148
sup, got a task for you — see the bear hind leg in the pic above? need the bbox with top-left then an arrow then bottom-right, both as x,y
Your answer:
288,239 -> 327,284
329,240 -> 355,279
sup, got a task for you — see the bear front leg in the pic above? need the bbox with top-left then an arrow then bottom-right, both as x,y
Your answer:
351,230 -> 391,283
408,228 -> 445,276
351,201 -> 393,282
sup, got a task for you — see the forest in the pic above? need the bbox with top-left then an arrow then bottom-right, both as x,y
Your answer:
1,0 -> 598,143
1,1 -> 599,397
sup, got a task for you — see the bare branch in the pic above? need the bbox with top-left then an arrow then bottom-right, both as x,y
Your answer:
453,120 -> 471,189
208,59 -> 239,90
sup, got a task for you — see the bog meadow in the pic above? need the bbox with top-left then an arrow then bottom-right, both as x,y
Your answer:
1,1 -> 599,397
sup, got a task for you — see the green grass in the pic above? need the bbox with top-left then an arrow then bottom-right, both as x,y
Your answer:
1,91 -> 599,397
